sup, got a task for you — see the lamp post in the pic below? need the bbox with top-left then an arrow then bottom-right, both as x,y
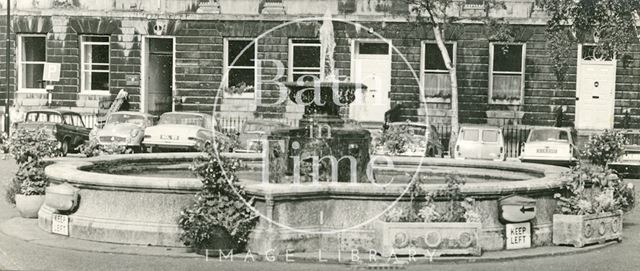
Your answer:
3,0 -> 10,134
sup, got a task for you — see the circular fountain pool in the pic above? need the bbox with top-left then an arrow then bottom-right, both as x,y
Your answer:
39,153 -> 568,253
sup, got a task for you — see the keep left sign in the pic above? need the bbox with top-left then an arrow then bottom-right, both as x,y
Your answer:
506,222 -> 531,249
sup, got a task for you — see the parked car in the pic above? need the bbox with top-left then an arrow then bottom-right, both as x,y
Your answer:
90,111 -> 156,152
236,120 -> 290,153
16,109 -> 91,156
142,112 -> 227,152
383,121 -> 444,157
520,127 -> 578,166
609,130 -> 640,178
453,125 -> 505,161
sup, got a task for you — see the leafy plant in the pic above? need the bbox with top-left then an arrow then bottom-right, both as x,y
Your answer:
382,174 -> 480,223
75,139 -> 132,157
584,129 -> 628,168
4,128 -> 62,203
378,124 -> 414,155
0,132 -> 9,154
555,163 -> 635,215
178,143 -> 258,251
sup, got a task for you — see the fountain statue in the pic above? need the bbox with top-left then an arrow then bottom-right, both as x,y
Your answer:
268,11 -> 372,184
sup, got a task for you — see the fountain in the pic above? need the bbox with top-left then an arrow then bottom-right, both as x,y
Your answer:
37,13 -> 571,257
268,11 -> 371,184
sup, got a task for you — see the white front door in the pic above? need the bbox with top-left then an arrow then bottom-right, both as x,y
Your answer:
575,45 -> 617,130
350,41 -> 391,123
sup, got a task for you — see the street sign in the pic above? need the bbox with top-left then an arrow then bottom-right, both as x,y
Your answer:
499,195 -> 537,223
505,222 -> 531,249
51,214 -> 69,236
43,62 -> 61,82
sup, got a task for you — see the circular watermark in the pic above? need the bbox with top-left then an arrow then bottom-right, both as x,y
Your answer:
213,16 -> 429,235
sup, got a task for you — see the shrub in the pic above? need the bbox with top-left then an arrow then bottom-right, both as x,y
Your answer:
555,163 -> 635,215
378,124 -> 413,155
178,144 -> 257,251
76,139 -> 131,157
4,128 -> 62,203
382,174 -> 480,223
584,130 -> 628,168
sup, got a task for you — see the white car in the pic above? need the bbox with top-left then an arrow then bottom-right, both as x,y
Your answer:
520,127 -> 578,166
143,112 -> 226,152
454,125 -> 505,161
91,112 -> 156,152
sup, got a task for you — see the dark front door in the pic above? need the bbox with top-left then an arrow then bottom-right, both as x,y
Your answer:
145,38 -> 174,116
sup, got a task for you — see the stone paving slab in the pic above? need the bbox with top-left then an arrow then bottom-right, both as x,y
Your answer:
0,216 -> 618,267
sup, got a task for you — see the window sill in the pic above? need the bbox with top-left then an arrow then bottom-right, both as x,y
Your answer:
224,93 -> 255,100
426,97 -> 451,104
489,99 -> 522,106
79,91 -> 111,96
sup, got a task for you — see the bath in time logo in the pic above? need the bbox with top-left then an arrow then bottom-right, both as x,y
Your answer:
212,12 -> 427,235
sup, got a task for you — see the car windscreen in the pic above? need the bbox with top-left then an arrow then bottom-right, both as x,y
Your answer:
482,130 -> 499,143
25,112 -> 62,123
461,129 -> 479,141
529,129 -> 569,142
107,114 -> 146,126
158,114 -> 205,127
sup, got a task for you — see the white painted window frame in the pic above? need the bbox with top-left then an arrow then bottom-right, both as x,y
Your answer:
80,35 -> 111,95
488,42 -> 526,105
287,39 -> 323,82
17,34 -> 47,93
223,38 -> 257,99
420,41 -> 457,103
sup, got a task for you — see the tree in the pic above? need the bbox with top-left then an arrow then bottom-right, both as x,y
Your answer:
406,0 -> 506,153
545,0 -> 640,89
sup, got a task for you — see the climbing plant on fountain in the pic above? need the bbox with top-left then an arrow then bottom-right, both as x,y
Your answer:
178,142 -> 258,253
544,0 -> 640,91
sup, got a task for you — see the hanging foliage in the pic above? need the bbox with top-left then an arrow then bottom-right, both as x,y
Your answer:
544,0 -> 640,85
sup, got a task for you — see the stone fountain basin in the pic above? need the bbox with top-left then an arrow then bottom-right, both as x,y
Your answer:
39,153 -> 568,253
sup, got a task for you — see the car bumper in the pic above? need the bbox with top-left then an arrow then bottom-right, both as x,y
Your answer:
142,140 -> 199,151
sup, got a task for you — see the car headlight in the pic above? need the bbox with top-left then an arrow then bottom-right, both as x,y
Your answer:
130,129 -> 141,138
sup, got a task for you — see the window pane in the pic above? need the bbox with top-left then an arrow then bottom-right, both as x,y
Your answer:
424,72 -> 451,97
85,44 -> 109,64
530,129 -> 569,142
462,129 -> 479,141
358,42 -> 389,55
493,44 -> 523,72
293,45 -> 321,68
228,40 -> 255,67
482,130 -> 498,142
84,72 -> 109,91
492,74 -> 521,100
425,43 -> 453,70
63,115 -> 73,125
21,63 -> 44,89
149,38 -> 173,53
22,36 -> 46,62
49,114 -> 62,123
228,68 -> 255,92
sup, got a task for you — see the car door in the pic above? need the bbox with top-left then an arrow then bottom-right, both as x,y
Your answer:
458,128 -> 482,159
479,129 -> 502,160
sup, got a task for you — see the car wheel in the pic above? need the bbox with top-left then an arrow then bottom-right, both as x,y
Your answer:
61,139 -> 70,157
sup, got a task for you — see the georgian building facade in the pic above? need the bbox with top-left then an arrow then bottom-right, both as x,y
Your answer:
0,0 -> 638,132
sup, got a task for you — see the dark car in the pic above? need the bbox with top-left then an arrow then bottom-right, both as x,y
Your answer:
16,109 -> 91,156
236,120 -> 290,153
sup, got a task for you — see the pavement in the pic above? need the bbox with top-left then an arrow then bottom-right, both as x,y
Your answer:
1,156 -> 640,270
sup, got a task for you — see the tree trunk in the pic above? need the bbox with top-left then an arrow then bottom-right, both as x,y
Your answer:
431,24 -> 459,156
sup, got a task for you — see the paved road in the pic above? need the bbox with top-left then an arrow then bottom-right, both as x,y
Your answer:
1,157 -> 640,271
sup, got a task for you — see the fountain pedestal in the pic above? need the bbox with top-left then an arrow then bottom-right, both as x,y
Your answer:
267,82 -> 371,183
